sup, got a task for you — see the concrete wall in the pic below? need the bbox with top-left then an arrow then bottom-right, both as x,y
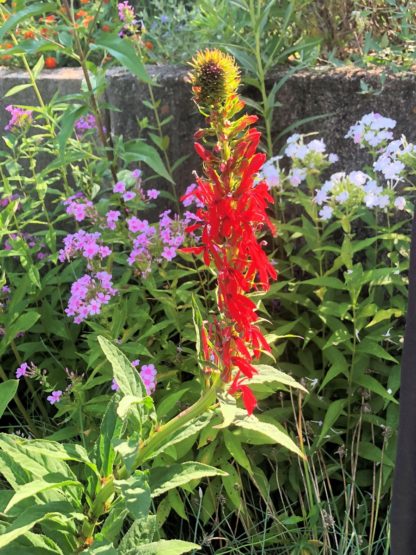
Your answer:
1,64 -> 416,197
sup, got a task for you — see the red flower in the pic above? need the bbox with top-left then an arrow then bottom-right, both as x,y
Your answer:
185,51 -> 278,414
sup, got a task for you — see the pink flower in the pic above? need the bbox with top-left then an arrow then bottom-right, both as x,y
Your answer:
113,181 -> 126,194
47,390 -> 63,405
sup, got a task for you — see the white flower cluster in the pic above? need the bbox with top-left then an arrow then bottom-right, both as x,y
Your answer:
313,170 -> 405,221
345,112 -> 396,149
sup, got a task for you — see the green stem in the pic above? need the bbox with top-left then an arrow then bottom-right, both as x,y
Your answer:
120,380 -> 220,478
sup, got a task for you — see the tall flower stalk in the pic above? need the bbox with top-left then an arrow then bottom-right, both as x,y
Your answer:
183,49 -> 277,414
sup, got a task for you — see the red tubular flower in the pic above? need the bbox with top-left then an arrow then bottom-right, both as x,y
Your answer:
185,49 -> 278,413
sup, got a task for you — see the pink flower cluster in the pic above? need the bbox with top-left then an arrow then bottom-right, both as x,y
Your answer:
140,363 -> 157,394
65,272 -> 117,324
5,105 -> 33,132
75,114 -> 97,136
58,230 -> 112,263
64,193 -> 96,222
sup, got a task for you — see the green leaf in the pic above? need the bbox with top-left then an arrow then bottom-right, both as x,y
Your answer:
223,430 -> 253,475
4,473 -> 82,513
358,441 -> 394,466
301,277 -> 345,290
354,374 -> 398,404
251,364 -> 308,392
5,311 -> 40,345
114,471 -> 151,519
148,413 -> 213,461
125,540 -> 200,555
57,104 -> 87,153
4,84 -> 32,98
96,398 -> 122,477
149,462 -> 227,497
0,380 -> 18,419
317,399 -> 346,447
91,33 -> 151,83
0,3 -> 56,41
234,414 -> 305,459
366,308 -> 403,328
0,502 -> 79,549
356,338 -> 398,363
214,394 -> 237,429
118,516 -> 158,552
98,336 -> 147,399
123,140 -> 174,183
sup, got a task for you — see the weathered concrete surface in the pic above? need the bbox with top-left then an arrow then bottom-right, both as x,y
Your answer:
0,66 -> 82,130
2,64 -> 416,198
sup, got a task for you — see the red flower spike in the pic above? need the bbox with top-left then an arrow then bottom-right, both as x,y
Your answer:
185,50 -> 278,415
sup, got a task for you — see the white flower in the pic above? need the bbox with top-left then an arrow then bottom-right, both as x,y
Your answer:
364,193 -> 378,208
394,196 -> 406,210
382,160 -> 405,181
262,162 -> 280,189
349,171 -> 368,187
364,180 -> 382,195
328,153 -> 339,163
330,172 -> 346,184
308,139 -> 326,153
319,205 -> 333,221
377,194 -> 390,209
335,191 -> 349,204
289,167 -> 307,187
314,189 -> 328,205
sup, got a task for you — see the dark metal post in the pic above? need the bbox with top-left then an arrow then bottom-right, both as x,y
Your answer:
391,209 -> 416,553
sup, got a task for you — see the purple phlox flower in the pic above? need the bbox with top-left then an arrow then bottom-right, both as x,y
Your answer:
128,217 -> 150,234
131,359 -> 140,367
140,364 -> 157,395
118,1 -> 135,22
123,191 -> 136,202
65,272 -> 117,324
5,105 -> 33,132
111,378 -> 120,391
74,114 -> 96,136
114,181 -> 126,194
58,230 -> 110,263
147,188 -> 160,200
64,194 -> 95,222
161,246 -> 177,261
132,169 -> 142,180
47,390 -> 63,405
328,153 -> 339,163
182,183 -> 204,208
106,210 -> 121,230
16,362 -> 30,379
